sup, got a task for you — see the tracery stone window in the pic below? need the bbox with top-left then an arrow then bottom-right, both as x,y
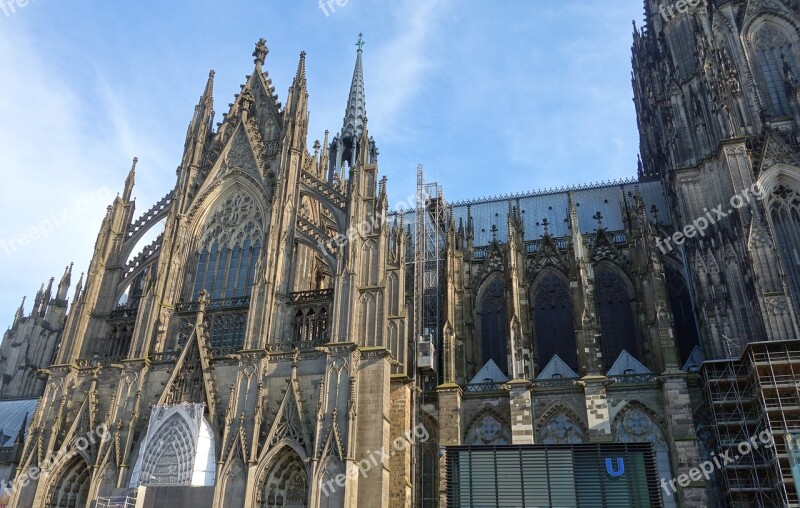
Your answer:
476,278 -> 509,375
192,193 -> 263,300
752,24 -> 798,117
258,447 -> 309,508
537,411 -> 586,445
770,185 -> 800,318
48,456 -> 90,508
594,265 -> 640,370
465,413 -> 510,446
532,272 -> 578,371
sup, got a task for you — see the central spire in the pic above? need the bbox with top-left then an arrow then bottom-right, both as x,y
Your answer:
342,33 -> 367,139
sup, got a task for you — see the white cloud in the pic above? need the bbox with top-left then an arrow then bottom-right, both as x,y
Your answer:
368,0 -> 452,142
0,25 -> 163,329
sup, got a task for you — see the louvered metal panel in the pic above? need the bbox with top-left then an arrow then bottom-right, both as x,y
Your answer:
445,443 -> 663,508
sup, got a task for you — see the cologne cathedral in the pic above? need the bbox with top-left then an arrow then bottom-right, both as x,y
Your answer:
1,0 -> 800,507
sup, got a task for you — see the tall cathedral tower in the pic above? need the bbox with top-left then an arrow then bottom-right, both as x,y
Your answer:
632,0 -> 800,357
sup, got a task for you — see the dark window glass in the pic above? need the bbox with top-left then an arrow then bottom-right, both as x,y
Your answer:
595,266 -> 640,370
477,278 -> 509,374
533,273 -> 578,371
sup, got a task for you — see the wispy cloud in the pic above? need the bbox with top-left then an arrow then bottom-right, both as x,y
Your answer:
369,0 -> 452,142
0,25 -> 154,327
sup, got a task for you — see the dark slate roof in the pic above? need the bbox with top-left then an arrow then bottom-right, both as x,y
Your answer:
0,399 -> 38,447
391,179 -> 670,247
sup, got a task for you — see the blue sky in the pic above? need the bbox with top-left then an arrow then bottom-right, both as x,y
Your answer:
0,0 -> 645,329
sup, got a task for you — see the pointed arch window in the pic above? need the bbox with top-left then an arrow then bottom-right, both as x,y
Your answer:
770,185 -> 800,318
476,278 -> 509,375
595,265 -> 640,370
665,263 -> 700,364
191,193 -> 264,301
532,272 -> 578,371
752,24 -> 798,117
193,238 -> 261,300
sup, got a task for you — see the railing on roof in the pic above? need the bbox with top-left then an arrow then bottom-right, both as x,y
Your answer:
463,381 -> 506,393
96,496 -> 137,508
388,178 -> 642,215
608,373 -> 657,384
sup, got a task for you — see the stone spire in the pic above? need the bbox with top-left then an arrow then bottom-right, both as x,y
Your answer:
56,263 -> 73,301
123,157 -> 137,202
342,33 -> 367,139
12,296 -> 25,329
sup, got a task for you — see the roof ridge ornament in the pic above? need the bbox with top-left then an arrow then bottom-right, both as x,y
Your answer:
253,38 -> 268,68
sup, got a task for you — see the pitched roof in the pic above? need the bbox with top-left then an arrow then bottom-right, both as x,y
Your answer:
0,398 -> 38,447
537,354 -> 579,379
607,350 -> 651,376
469,359 -> 509,385
682,346 -> 706,372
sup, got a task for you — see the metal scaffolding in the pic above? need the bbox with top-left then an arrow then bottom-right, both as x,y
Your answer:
412,164 -> 448,508
701,341 -> 800,508
414,164 -> 447,366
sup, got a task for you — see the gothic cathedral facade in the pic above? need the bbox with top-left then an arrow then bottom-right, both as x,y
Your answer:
1,0 -> 800,507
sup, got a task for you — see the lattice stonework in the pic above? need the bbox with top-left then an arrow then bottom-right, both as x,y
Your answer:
537,411 -> 587,445
465,413 -> 511,446
199,193 -> 264,251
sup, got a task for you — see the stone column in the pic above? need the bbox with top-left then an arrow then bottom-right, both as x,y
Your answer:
505,379 -> 534,444
388,379 -> 412,508
661,372 -> 708,507
437,384 -> 462,507
579,376 -> 612,442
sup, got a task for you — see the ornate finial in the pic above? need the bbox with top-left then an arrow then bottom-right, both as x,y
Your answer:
253,38 -> 269,67
650,205 -> 660,224
198,289 -> 210,311
541,218 -> 550,236
593,211 -> 604,228
296,51 -> 307,80
239,86 -> 255,120
356,33 -> 365,51
490,224 -> 498,241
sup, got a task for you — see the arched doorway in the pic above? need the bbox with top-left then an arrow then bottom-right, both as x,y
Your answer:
47,456 -> 91,508
258,446 -> 309,508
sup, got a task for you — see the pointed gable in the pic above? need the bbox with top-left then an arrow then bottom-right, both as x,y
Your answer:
263,378 -> 312,456
537,354 -> 579,380
469,359 -> 509,385
759,130 -> 800,173
682,346 -> 706,372
607,350 -> 651,376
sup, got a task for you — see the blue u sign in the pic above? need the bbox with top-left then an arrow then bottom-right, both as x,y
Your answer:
605,457 -> 625,477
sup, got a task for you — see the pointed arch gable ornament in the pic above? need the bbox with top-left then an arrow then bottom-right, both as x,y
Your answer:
535,402 -> 589,445
260,375 -> 312,461
464,406 -> 511,446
